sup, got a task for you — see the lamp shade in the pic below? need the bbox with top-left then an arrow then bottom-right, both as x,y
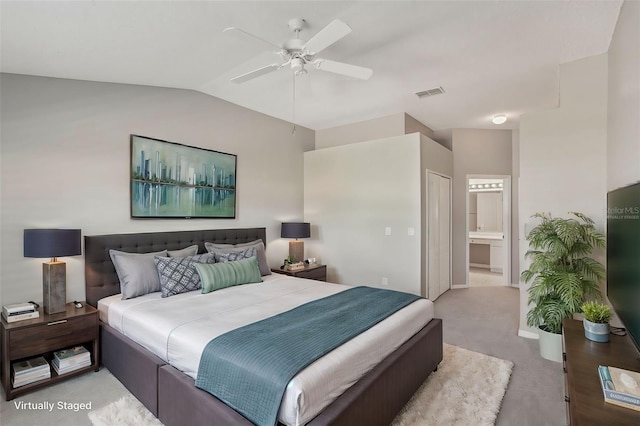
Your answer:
24,229 -> 82,258
281,222 -> 310,239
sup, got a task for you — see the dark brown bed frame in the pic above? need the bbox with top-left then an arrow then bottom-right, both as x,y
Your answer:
85,228 -> 443,426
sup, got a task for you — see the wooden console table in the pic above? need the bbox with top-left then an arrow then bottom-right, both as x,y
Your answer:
563,318 -> 640,425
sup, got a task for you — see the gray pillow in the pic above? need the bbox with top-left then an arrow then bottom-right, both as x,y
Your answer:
213,246 -> 258,263
168,245 -> 198,258
154,253 -> 215,297
109,249 -> 168,299
205,239 -> 270,276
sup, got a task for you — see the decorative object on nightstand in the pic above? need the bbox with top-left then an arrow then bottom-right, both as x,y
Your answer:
24,229 -> 82,314
272,263 -> 327,282
281,222 -> 310,263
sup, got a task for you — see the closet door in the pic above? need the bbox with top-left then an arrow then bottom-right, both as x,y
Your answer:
427,172 -> 451,300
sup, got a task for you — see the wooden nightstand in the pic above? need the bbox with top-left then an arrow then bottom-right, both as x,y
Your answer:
272,264 -> 327,281
1,302 -> 99,400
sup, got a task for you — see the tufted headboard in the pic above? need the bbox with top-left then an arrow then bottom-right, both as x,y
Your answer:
84,228 -> 266,307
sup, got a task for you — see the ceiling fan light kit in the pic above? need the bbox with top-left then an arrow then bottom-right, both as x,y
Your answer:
225,18 -> 373,83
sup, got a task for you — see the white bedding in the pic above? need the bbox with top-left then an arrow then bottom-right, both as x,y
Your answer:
98,274 -> 434,426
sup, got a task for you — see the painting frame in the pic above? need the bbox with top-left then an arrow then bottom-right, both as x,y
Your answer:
130,135 -> 237,219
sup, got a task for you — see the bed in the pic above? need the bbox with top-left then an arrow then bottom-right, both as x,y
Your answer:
85,228 -> 443,426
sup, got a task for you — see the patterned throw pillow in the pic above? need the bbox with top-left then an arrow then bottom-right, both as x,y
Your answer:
154,253 -> 215,298
213,246 -> 258,263
205,240 -> 271,276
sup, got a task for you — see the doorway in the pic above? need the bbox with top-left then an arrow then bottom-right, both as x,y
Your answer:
466,176 -> 511,287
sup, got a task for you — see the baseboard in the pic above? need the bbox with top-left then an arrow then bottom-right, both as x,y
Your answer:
451,284 -> 467,289
469,263 -> 490,269
519,329 -> 539,340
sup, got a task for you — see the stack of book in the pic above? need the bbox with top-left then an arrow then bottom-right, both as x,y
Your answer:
12,356 -> 51,387
598,365 -> 640,412
52,346 -> 91,375
2,302 -> 39,323
285,262 -> 305,271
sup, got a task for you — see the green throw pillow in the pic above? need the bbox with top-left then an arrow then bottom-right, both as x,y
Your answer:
196,257 -> 262,294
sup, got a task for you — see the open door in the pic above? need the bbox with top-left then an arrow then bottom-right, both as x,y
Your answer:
427,171 -> 451,300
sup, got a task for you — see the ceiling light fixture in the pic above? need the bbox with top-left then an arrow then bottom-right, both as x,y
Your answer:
492,114 -> 507,125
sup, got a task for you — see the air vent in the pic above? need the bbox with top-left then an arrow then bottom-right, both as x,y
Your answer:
415,87 -> 445,98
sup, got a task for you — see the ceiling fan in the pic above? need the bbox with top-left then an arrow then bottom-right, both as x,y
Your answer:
224,18 -> 373,83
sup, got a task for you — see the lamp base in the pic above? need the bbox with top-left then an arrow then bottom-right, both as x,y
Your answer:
289,240 -> 304,263
43,261 -> 66,314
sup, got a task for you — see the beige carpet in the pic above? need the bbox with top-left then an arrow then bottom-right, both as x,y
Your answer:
88,344 -> 512,426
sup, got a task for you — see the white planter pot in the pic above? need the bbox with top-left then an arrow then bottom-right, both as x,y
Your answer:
538,326 -> 563,362
583,318 -> 610,342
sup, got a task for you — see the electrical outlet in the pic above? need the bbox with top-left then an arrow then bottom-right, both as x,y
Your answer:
382,277 -> 388,286
407,227 -> 415,236
385,227 -> 392,236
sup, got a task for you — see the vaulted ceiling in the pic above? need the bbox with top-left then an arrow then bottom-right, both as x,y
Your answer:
0,1 -> 622,131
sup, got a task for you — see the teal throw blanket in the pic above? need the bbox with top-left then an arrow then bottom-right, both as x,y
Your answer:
195,286 -> 421,426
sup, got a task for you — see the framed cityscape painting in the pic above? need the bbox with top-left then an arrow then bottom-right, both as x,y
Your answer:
130,135 -> 237,218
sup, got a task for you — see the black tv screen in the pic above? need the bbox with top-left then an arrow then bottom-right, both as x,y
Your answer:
607,182 -> 640,353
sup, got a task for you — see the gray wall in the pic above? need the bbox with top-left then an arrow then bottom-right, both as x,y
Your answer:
0,74 -> 314,307
518,54 -> 608,336
304,133 -> 452,297
451,129 -> 513,286
607,0 -> 640,191
315,113 -> 405,149
315,112 -> 435,149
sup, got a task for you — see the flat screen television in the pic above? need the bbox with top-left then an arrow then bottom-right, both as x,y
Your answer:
607,181 -> 640,354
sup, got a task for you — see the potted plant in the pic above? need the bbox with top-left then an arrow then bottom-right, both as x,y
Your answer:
581,301 -> 611,342
521,212 -> 605,361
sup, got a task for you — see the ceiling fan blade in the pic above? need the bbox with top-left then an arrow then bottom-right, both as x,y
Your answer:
230,64 -> 280,84
223,27 -> 282,51
313,59 -> 373,80
303,19 -> 351,54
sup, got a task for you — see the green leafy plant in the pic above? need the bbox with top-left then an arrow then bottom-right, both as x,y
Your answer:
284,255 -> 298,265
521,212 -> 605,334
581,301 -> 611,324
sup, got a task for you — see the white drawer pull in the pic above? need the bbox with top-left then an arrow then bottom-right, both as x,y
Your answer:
47,320 -> 68,326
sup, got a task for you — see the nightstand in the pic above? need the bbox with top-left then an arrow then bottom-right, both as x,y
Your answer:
1,302 -> 99,400
272,264 -> 327,281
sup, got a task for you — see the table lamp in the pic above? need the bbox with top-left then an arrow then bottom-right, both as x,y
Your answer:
24,229 -> 82,314
281,222 -> 310,262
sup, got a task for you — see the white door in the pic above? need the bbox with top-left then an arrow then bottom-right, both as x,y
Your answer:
427,172 -> 451,300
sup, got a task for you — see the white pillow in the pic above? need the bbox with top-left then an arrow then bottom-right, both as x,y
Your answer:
109,249 -> 168,299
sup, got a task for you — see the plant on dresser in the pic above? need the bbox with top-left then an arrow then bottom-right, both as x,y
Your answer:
581,301 -> 612,342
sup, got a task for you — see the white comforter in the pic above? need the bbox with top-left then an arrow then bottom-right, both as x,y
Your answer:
98,275 -> 434,425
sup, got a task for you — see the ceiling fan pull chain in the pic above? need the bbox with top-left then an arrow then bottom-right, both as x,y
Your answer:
292,72 -> 296,135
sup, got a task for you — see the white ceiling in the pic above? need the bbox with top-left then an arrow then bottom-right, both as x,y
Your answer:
0,1 -> 622,131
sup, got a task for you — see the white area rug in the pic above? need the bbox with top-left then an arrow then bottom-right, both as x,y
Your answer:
88,394 -> 162,426
392,344 -> 513,426
88,344 -> 513,426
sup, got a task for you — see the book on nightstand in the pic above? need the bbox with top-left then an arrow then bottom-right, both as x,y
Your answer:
12,356 -> 51,387
598,365 -> 640,411
52,346 -> 91,374
2,303 -> 39,323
